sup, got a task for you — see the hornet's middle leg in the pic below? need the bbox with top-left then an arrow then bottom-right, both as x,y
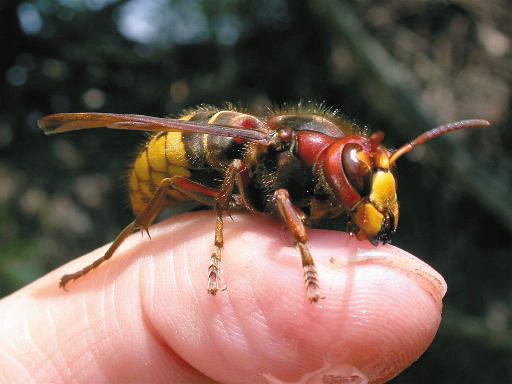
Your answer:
170,159 -> 253,295
207,159 -> 253,294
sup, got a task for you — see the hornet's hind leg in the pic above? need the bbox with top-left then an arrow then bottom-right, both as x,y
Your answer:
60,173 -> 222,289
59,177 -> 175,288
60,160 -> 253,295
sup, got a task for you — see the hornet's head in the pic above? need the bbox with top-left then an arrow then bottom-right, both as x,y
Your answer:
319,119 -> 490,244
321,132 -> 398,244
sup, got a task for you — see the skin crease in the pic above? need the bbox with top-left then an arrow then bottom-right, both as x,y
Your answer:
0,211 -> 446,384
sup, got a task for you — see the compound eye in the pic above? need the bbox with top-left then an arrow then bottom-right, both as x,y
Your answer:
341,143 -> 372,196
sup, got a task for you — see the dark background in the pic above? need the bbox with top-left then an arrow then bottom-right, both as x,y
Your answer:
1,0 -> 511,382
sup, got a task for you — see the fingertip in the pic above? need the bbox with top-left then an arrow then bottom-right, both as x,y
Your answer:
9,211 -> 444,383
145,212 -> 445,384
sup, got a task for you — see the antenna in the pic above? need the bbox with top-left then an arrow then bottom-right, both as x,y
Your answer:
389,119 -> 491,165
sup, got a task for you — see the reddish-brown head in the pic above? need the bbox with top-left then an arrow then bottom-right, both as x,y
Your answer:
315,119 -> 490,244
318,132 -> 398,243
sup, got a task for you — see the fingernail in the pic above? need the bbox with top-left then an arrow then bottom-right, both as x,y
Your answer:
353,246 -> 447,305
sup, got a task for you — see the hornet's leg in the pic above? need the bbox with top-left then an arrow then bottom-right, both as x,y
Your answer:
274,189 -> 321,303
209,160 -> 250,294
60,159 -> 253,292
165,176 -> 224,294
167,160 -> 253,294
60,177 -> 175,288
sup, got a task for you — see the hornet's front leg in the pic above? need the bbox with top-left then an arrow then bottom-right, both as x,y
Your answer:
274,189 -> 321,303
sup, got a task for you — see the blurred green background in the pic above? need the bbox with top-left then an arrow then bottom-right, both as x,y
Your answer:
1,0 -> 511,382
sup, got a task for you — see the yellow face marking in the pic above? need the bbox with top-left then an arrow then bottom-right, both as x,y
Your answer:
353,202 -> 384,239
375,152 -> 390,170
356,150 -> 371,165
165,132 -> 189,167
369,171 -> 397,212
147,134 -> 168,172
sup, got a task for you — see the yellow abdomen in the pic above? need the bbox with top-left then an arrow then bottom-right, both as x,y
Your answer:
127,107 -> 253,216
128,132 -> 193,216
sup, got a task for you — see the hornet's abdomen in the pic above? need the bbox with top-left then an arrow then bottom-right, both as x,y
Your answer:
128,108 -> 256,216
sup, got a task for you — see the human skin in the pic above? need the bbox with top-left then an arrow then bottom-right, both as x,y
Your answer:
0,211 -> 446,383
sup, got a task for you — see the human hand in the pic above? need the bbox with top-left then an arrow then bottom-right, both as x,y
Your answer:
0,211 -> 446,383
